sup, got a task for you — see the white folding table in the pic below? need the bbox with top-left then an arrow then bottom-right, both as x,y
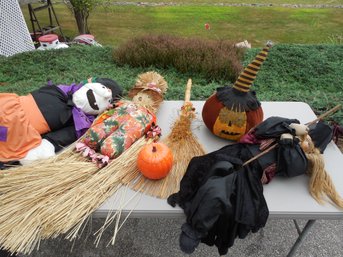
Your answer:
95,101 -> 343,257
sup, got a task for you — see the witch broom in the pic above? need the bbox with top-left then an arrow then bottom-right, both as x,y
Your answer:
121,79 -> 206,199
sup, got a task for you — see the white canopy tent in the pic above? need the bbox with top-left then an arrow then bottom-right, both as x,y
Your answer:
0,0 -> 35,57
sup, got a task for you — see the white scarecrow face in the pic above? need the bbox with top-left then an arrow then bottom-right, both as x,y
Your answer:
72,83 -> 112,115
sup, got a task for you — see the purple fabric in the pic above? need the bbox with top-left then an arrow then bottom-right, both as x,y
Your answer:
56,82 -> 95,138
72,107 -> 95,138
57,83 -> 83,95
0,126 -> 8,142
239,132 -> 261,144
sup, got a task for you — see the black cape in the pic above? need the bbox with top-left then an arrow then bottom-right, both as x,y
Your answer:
168,117 -> 332,255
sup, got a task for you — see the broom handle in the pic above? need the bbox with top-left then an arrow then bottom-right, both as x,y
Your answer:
243,104 -> 342,166
243,144 -> 277,166
305,104 -> 341,126
184,79 -> 192,103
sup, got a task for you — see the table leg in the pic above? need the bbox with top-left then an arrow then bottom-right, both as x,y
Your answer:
286,219 -> 316,257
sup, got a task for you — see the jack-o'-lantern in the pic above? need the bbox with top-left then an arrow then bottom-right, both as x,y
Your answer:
202,41 -> 273,141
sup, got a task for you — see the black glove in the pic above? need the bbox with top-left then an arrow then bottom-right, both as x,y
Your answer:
179,223 -> 201,254
167,193 -> 179,207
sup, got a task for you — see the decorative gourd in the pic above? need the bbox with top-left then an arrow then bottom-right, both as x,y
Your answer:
202,42 -> 273,141
137,142 -> 173,180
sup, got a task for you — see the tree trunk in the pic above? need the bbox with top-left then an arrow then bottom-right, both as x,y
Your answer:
74,10 -> 90,34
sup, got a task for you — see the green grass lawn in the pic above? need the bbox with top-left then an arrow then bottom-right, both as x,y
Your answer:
1,44 -> 342,123
21,3 -> 343,47
95,0 -> 343,5
10,2 -> 343,124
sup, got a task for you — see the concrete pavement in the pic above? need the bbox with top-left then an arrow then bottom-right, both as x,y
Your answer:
18,217 -> 343,257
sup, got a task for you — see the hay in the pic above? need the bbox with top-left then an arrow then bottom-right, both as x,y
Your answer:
122,79 -> 206,199
0,137 -> 149,254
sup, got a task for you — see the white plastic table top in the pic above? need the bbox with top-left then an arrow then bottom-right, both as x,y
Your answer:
95,101 -> 343,219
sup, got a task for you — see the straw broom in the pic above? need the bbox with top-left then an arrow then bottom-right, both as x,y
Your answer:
0,145 -> 100,254
122,79 -> 206,199
0,128 -> 154,255
242,104 -> 343,208
243,104 -> 342,167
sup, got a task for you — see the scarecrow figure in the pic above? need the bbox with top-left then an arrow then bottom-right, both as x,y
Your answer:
202,41 -> 273,141
168,117 -> 343,255
76,71 -> 168,165
0,78 -> 123,165
0,71 -> 168,255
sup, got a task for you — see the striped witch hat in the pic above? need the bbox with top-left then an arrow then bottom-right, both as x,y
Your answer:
233,41 -> 273,93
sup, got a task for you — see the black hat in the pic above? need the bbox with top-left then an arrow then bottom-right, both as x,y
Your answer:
308,121 -> 333,153
95,78 -> 123,102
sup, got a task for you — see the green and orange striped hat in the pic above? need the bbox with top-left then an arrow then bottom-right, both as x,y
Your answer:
232,41 -> 273,93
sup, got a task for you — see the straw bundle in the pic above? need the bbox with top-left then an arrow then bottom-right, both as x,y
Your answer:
0,145 -> 99,254
0,72 -> 167,254
0,137 -> 153,254
122,79 -> 206,199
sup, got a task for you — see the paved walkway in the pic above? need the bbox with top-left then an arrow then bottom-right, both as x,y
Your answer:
18,217 -> 343,257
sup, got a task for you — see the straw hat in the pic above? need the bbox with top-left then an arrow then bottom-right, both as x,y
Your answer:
128,71 -> 168,112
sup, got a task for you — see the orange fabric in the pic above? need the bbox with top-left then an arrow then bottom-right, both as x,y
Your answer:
0,93 -> 42,161
19,94 -> 51,134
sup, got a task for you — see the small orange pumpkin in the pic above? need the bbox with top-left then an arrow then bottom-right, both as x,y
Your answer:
137,142 -> 173,180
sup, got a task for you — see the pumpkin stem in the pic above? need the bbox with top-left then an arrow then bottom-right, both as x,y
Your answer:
152,146 -> 157,152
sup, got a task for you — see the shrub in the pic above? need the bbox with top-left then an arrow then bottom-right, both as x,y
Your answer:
112,34 -> 245,82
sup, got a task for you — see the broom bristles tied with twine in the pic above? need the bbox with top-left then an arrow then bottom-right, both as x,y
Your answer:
121,78 -> 206,199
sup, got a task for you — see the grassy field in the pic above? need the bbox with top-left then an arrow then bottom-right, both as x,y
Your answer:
107,0 -> 343,4
21,2 -> 343,47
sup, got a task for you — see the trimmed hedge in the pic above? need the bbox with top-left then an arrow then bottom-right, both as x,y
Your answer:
112,34 -> 245,83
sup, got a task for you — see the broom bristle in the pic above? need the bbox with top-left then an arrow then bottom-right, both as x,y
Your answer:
122,79 -> 205,199
0,137 -> 149,254
122,109 -> 205,199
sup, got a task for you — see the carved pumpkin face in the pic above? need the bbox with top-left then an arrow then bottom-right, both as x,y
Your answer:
213,107 -> 247,141
202,92 -> 263,141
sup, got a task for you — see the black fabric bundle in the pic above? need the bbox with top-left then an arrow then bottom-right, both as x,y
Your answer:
168,116 -> 333,255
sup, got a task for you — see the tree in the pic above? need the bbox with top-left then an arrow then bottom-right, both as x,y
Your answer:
63,0 -> 103,34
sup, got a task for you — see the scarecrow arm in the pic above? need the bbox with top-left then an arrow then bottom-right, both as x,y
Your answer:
42,126 -> 77,152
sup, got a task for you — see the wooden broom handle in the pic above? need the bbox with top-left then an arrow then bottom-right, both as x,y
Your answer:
243,104 -> 342,167
243,144 -> 277,166
184,78 -> 192,103
305,104 -> 341,126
